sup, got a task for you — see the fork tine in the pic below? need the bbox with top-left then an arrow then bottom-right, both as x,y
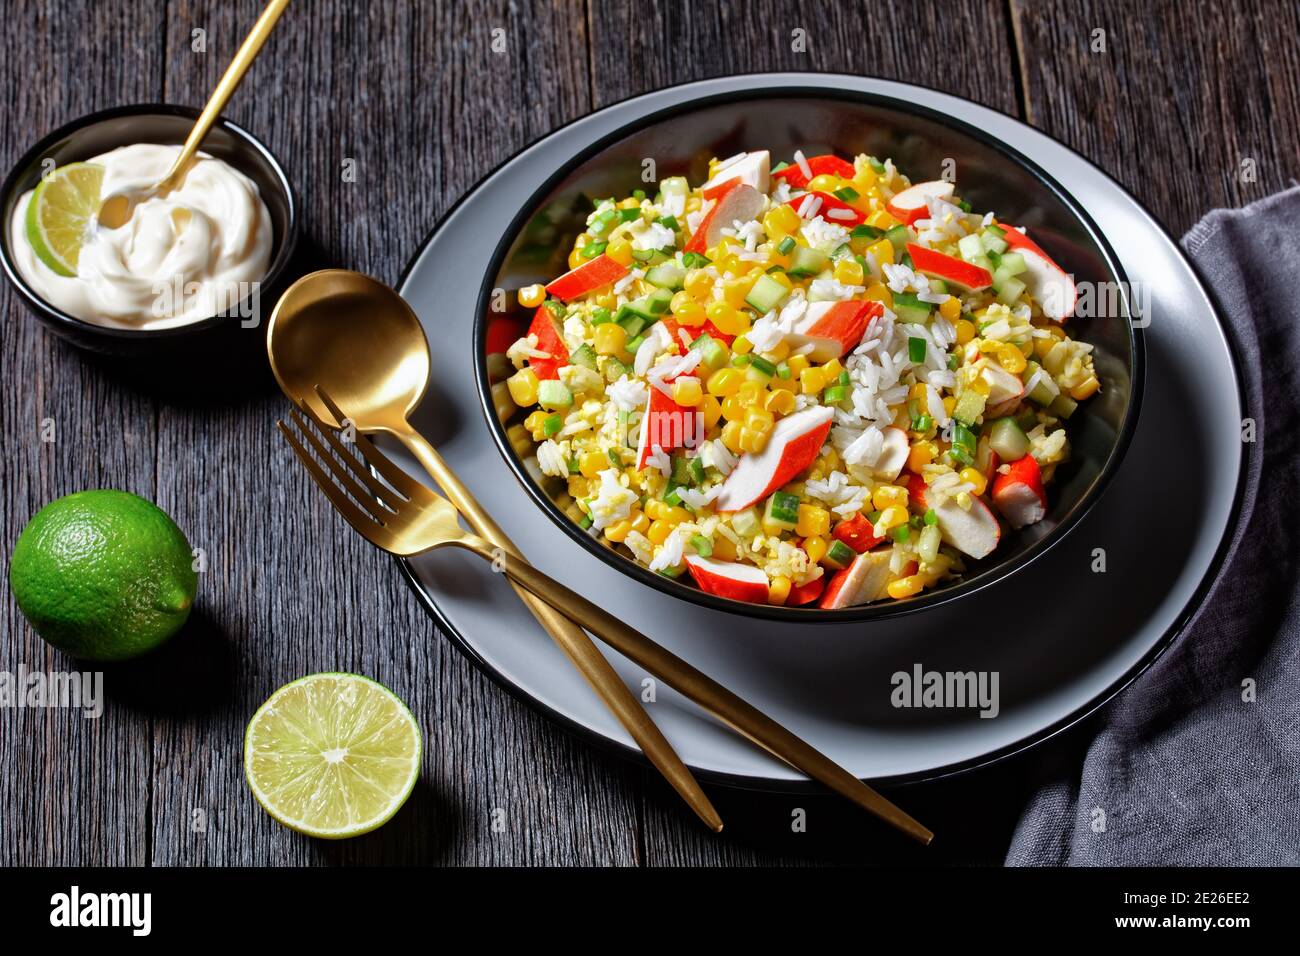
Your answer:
285,409 -> 397,521
310,386 -> 428,501
287,402 -> 406,512
277,420 -> 393,544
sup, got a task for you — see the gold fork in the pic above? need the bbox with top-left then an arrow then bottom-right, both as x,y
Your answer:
279,397 -> 933,845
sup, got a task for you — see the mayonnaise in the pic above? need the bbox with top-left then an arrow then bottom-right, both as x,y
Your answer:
9,143 -> 273,329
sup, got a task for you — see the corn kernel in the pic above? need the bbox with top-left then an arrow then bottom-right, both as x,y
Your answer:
786,354 -> 810,377
863,282 -> 893,309
867,209 -> 899,230
605,519 -> 633,543
1070,376 -> 1101,401
606,239 -> 634,266
630,511 -> 650,534
959,466 -> 988,496
764,204 -> 802,236
683,269 -> 712,298
722,276 -> 753,309
907,440 -> 936,472
731,334 -> 753,355
822,358 -> 844,380
872,484 -> 909,511
672,377 -> 704,407
939,296 -> 961,322
767,575 -> 792,606
578,451 -> 606,479
764,340 -> 791,363
737,380 -> 764,406
705,301 -> 749,336
720,420 -> 744,453
800,367 -> 827,394
593,322 -> 628,356
720,395 -> 747,421
701,394 -> 723,429
745,407 -> 774,434
867,238 -> 894,267
646,519 -> 672,545
955,319 -> 976,345
877,506 -> 908,531
707,367 -> 743,397
833,258 -> 865,285
803,534 -> 829,564
506,368 -> 539,407
517,284 -> 547,309
807,173 -> 841,193
664,505 -> 691,525
712,535 -> 738,561
739,427 -> 769,454
887,575 -> 925,600
943,396 -> 957,416
567,249 -> 583,269
795,504 -> 830,538
764,389 -> 797,415
645,500 -> 666,520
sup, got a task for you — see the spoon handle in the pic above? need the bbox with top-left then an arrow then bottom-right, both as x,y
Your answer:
392,429 -> 723,832
163,0 -> 291,191
462,536 -> 933,845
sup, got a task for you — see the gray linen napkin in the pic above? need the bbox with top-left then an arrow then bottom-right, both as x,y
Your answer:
1005,187 -> 1299,866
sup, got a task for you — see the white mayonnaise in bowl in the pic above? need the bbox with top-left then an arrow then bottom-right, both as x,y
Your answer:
1,105 -> 298,354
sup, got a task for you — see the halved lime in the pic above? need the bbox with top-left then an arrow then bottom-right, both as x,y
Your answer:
25,162 -> 104,276
244,673 -> 421,839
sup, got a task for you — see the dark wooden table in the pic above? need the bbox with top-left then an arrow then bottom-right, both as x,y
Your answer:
2,0 -> 1296,866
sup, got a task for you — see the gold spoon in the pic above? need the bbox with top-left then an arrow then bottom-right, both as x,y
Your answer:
98,0 -> 290,229
266,269 -> 724,832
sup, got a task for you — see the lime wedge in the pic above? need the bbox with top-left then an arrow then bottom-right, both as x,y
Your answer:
25,162 -> 104,276
244,673 -> 421,839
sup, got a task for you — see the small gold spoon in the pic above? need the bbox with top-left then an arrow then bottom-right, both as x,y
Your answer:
98,0 -> 290,228
266,269 -> 724,832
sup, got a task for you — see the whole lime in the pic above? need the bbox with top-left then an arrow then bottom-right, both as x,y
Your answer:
9,490 -> 198,660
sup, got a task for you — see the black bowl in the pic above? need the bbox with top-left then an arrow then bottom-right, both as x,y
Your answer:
475,86 -> 1144,622
0,104 -> 298,355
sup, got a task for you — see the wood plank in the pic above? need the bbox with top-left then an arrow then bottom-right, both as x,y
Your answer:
0,0 -> 169,866
146,0 -> 641,865
1010,0 -> 1300,234
587,0 -> 1021,115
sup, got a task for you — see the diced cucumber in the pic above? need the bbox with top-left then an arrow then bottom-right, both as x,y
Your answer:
589,306 -> 613,325
542,414 -> 563,437
1049,394 -> 1078,419
618,313 -> 647,337
893,291 -> 931,324
602,356 -> 631,382
688,456 -> 706,484
995,276 -> 1026,305
884,225 -> 911,254
995,252 -> 1026,276
730,507 -> 761,538
671,455 -> 692,485
746,273 -> 788,314
570,344 -> 599,371
660,176 -> 689,200
538,380 -> 573,410
927,278 -> 948,295
958,234 -> 984,261
823,538 -> 856,570
689,333 -> 730,370
787,246 -> 830,277
987,417 -> 1030,460
645,263 -> 686,290
765,492 -> 800,529
980,231 -> 1008,255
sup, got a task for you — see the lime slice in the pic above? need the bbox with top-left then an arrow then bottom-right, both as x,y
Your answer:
25,162 -> 104,276
244,673 -> 421,839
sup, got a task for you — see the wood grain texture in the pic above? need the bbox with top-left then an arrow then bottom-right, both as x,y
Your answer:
1010,0 -> 1300,235
2,0 -> 1294,866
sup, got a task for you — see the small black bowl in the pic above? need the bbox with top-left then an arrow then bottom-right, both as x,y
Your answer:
0,103 -> 298,355
475,85 -> 1144,623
